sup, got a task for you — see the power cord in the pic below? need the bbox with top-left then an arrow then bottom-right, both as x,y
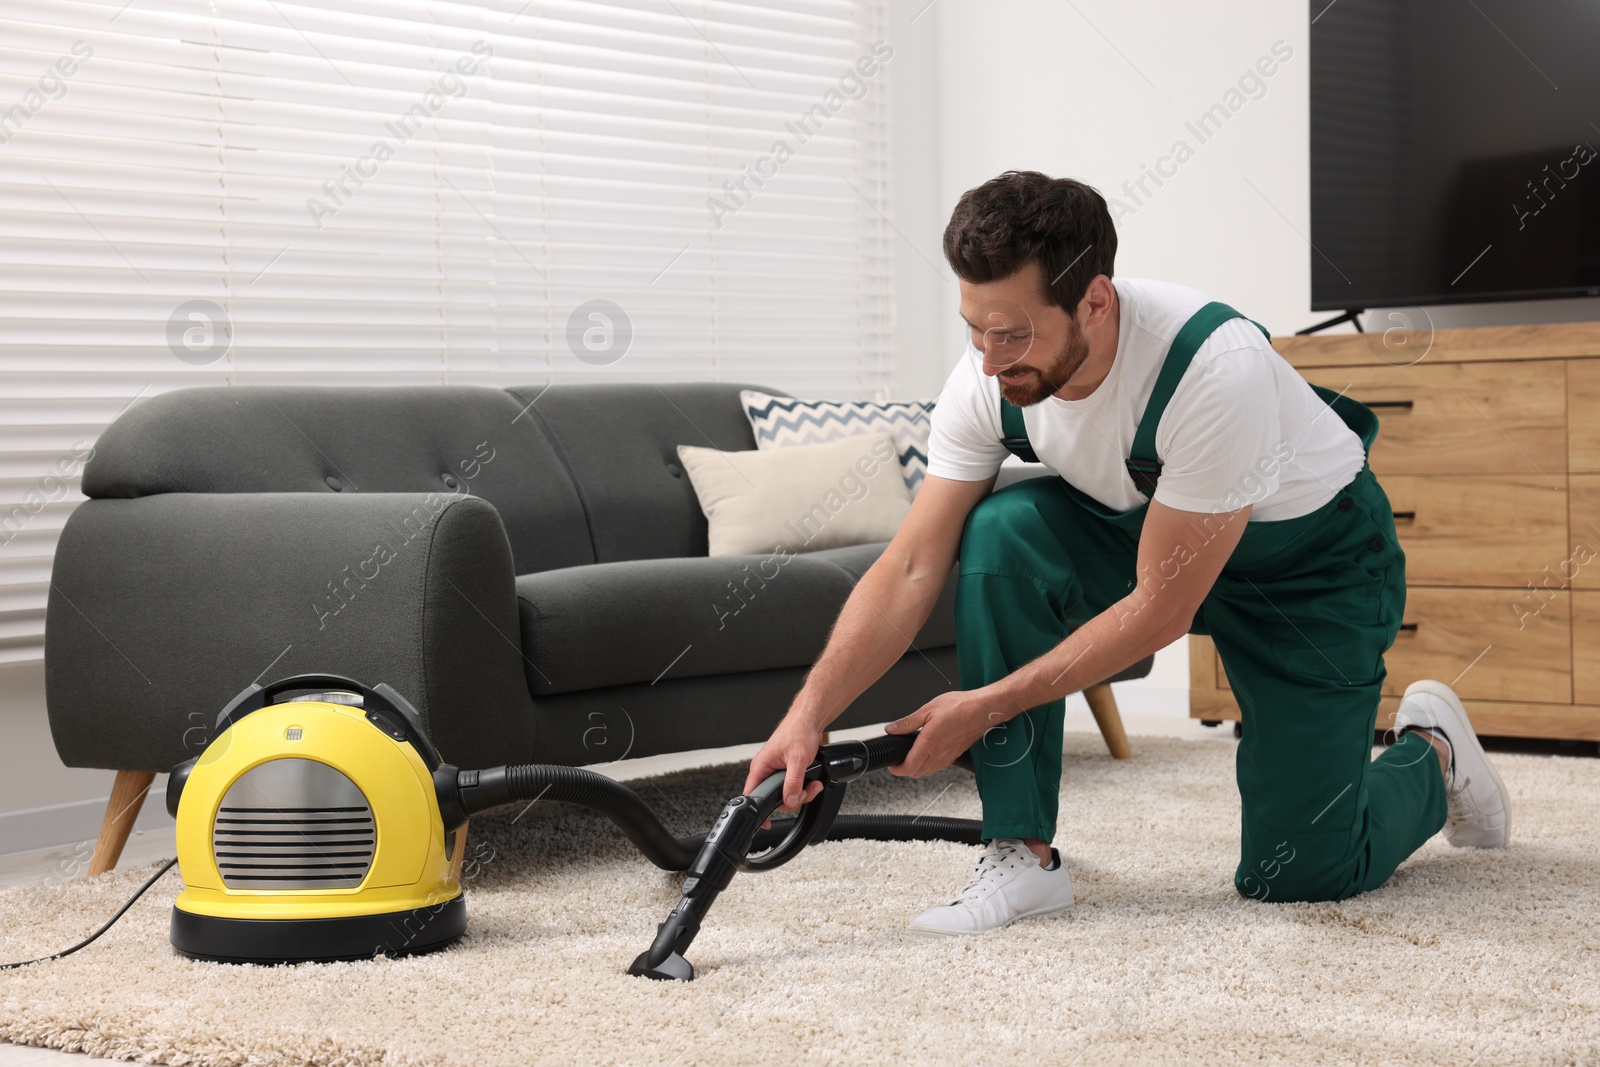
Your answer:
1,858 -> 177,970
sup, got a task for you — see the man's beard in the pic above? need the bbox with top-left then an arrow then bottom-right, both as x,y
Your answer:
997,320 -> 1091,406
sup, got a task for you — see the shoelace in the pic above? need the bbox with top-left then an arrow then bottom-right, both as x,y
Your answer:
1445,773 -> 1506,833
1444,773 -> 1473,830
951,841 -> 1030,906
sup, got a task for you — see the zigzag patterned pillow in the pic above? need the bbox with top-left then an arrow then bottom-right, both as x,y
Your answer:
740,390 -> 935,494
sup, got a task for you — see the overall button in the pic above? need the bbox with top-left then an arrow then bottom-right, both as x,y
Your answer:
1338,497 -> 1352,511
1368,536 -> 1383,552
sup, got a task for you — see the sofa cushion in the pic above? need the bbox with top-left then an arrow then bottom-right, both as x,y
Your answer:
514,542 -> 957,696
676,431 -> 912,556
507,381 -> 787,563
740,389 -> 936,494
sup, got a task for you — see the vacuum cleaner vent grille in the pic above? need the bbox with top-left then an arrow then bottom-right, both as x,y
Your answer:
211,757 -> 375,890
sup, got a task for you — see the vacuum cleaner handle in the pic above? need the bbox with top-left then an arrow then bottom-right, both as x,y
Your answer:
171,673 -> 451,819
212,674 -> 443,766
734,764 -> 842,873
256,672 -> 369,703
730,730 -> 926,872
730,729 -> 924,872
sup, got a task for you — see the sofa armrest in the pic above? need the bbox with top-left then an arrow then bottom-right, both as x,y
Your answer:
46,491 -> 536,772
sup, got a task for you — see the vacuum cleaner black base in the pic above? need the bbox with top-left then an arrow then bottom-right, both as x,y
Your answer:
170,894 -> 466,964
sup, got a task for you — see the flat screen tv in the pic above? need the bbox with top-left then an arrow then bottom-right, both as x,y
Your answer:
1309,0 -> 1600,310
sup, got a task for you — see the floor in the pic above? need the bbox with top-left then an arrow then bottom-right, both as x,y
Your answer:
0,697 -> 1225,1065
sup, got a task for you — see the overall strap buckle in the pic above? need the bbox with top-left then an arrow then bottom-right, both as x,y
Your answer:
998,396 -> 1040,464
1124,458 -> 1162,495
1125,301 -> 1269,494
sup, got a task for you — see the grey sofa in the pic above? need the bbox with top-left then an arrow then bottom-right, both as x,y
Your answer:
46,382 -> 1150,860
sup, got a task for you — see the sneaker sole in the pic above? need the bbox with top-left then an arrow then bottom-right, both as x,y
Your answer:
1403,679 -> 1512,847
904,897 -> 1076,938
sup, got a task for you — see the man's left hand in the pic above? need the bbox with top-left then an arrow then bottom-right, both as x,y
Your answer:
884,688 -> 1006,777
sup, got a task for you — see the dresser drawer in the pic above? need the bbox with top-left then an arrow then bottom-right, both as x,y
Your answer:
1570,360 -> 1600,473
1576,592 -> 1600,705
1212,587 -> 1570,704
1385,588 -> 1569,703
1299,360 -> 1566,475
1380,474 -> 1566,587
1570,476 -> 1600,592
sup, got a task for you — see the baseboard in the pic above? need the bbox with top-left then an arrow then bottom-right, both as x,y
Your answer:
0,775 -> 173,858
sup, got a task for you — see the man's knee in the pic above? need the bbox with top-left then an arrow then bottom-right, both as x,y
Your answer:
1234,838 -> 1359,904
959,482 -> 1052,559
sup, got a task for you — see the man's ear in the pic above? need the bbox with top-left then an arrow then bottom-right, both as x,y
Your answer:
1079,274 -> 1116,328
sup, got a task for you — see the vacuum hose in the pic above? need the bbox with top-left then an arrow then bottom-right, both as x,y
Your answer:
452,763 -> 699,870
435,731 -> 981,981
445,733 -> 981,873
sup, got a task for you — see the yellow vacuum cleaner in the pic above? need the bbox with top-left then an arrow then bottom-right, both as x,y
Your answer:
166,676 -> 465,963
158,673 -> 981,976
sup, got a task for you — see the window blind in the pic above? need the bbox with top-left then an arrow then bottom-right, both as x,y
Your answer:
0,0 -> 895,662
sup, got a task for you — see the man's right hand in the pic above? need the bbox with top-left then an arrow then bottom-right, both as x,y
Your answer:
743,718 -> 827,827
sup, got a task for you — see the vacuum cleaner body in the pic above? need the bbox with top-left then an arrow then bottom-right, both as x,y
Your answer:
168,678 -> 464,963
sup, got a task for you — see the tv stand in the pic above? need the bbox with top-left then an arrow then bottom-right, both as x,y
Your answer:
1295,309 -> 1365,335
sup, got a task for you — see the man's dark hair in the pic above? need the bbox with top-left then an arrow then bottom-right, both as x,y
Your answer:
942,171 -> 1117,313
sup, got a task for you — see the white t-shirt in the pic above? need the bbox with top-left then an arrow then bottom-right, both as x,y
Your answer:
925,277 -> 1368,520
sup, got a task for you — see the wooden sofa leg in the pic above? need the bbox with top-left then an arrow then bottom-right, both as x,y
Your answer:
1083,684 -> 1133,760
449,821 -> 470,883
88,770 -> 155,876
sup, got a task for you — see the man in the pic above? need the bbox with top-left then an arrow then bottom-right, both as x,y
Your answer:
744,170 -> 1511,935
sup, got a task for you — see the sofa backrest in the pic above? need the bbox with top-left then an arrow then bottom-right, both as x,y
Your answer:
81,380 -> 788,573
507,381 -> 784,561
82,385 -> 594,574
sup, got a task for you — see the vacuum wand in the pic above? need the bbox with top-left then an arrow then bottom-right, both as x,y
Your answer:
628,731 -> 980,981
627,768 -> 790,982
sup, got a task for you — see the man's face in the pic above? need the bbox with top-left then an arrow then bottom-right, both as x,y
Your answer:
958,261 -> 1087,406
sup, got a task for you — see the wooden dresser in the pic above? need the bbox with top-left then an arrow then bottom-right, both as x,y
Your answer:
1189,321 -> 1600,741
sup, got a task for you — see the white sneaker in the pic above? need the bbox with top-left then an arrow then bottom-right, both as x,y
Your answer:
1393,679 -> 1512,848
906,838 -> 1074,936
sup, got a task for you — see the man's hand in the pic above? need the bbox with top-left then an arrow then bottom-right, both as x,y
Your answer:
742,717 -> 826,828
884,688 -> 998,778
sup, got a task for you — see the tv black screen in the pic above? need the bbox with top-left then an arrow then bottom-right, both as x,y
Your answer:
1309,0 -> 1600,309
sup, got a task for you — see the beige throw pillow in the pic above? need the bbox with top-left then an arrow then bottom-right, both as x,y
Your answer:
677,431 -> 913,557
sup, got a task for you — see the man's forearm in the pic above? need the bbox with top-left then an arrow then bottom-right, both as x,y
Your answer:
788,558 -> 947,732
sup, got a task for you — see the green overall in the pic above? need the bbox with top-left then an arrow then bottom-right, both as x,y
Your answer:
957,302 -> 1447,903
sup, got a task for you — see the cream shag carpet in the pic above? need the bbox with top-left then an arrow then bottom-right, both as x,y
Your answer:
2,733 -> 1598,1066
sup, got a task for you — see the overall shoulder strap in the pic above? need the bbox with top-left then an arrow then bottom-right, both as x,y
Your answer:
1125,301 -> 1269,494
998,396 -> 1040,464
